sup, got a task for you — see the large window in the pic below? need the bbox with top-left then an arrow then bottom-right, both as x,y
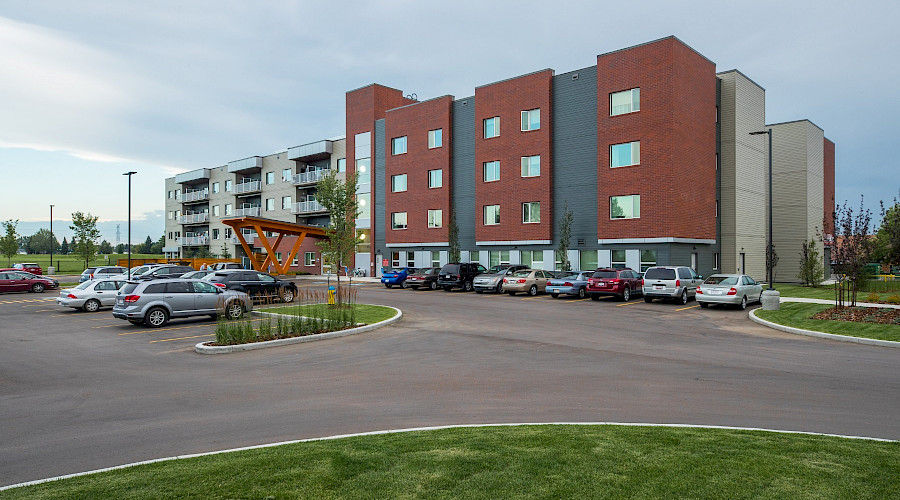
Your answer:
266,198 -> 275,211
391,212 -> 407,230
610,195 -> 640,219
483,117 -> 499,138
282,168 -> 292,182
356,158 -> 371,183
282,196 -> 291,209
391,174 -> 407,192
336,158 -> 346,172
431,250 -> 441,267
610,141 -> 640,168
212,205 -> 220,217
640,250 -> 657,273
489,250 -> 510,267
521,250 -> 543,270
212,182 -> 220,194
521,108 -> 540,131
523,202 -> 541,223
224,180 -> 232,192
357,193 -> 371,219
428,169 -> 442,188
391,136 -> 407,155
580,250 -> 598,271
225,203 -> 233,215
428,129 -> 442,148
305,252 -> 315,266
266,171 -> 275,184
484,205 -> 500,225
610,88 -> 640,116
428,209 -> 442,228
521,155 -> 540,177
484,161 -> 500,182
611,250 -> 627,269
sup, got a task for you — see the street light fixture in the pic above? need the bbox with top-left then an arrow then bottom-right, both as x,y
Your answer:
749,129 -> 773,290
123,171 -> 137,279
49,205 -> 55,275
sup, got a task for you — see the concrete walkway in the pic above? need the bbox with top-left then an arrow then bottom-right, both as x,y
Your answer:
780,296 -> 900,310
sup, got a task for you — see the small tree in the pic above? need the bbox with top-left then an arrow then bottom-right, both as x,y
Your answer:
831,197 -> 873,307
98,240 -> 113,254
556,203 -> 574,271
221,243 -> 232,259
315,171 -> 360,298
1,220 -> 19,265
150,235 -> 165,255
798,238 -> 824,287
448,207 -> 460,263
766,243 -> 779,283
70,211 -> 101,270
61,238 -> 70,255
138,235 -> 153,254
875,197 -> 900,268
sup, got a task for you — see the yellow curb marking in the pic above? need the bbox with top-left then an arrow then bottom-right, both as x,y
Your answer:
149,333 -> 215,343
675,304 -> 701,311
616,301 -> 642,307
566,298 -> 591,303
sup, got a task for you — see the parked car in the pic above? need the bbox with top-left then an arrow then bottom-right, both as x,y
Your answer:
437,263 -> 488,292
546,270 -> 593,299
473,264 -> 529,293
642,266 -> 703,305
503,269 -> 553,296
180,270 -> 214,280
78,266 -> 128,283
12,263 -> 42,275
586,268 -> 644,301
404,267 -> 441,290
112,279 -> 252,327
204,270 -> 298,302
696,274 -> 763,310
133,265 -> 195,281
0,271 -> 58,293
381,267 -> 417,288
211,262 -> 243,270
57,278 -> 127,312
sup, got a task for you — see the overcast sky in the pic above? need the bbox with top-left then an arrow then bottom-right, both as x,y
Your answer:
1,0 -> 898,242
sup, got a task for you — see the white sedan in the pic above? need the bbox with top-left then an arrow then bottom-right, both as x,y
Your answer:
696,274 -> 763,310
57,279 -> 128,312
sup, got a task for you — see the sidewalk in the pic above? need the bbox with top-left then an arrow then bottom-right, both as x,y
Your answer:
780,296 -> 900,310
287,274 -> 382,284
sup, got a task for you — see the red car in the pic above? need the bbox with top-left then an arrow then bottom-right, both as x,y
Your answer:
12,263 -> 42,275
0,270 -> 59,293
586,268 -> 644,301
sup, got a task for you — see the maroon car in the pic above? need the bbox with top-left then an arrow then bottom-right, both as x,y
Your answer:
0,270 -> 59,293
586,268 -> 644,301
12,263 -> 42,275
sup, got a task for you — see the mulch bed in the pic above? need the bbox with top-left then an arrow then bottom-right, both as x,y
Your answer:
812,306 -> 900,325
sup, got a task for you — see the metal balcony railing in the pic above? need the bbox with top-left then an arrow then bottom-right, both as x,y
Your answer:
233,206 -> 260,217
231,233 -> 257,245
291,200 -> 327,214
177,213 -> 210,224
178,235 -> 209,246
178,190 -> 209,202
291,169 -> 330,185
233,180 -> 261,194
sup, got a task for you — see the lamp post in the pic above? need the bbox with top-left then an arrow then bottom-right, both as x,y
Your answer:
750,128 -> 779,309
49,205 -> 55,275
123,171 -> 137,279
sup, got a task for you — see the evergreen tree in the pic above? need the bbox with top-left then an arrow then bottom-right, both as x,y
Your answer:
448,207 -> 460,263
556,203 -> 574,271
115,243 -> 124,253
60,237 -> 69,255
98,240 -> 114,254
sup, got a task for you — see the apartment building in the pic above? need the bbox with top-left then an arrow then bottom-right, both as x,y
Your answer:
164,36 -> 834,281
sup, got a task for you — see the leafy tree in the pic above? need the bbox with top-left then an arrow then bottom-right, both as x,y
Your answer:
98,240 -> 113,254
115,243 -> 124,253
875,197 -> 900,267
29,228 -> 59,254
831,197 -> 873,307
70,212 -> 101,270
150,235 -> 165,255
18,235 -> 31,254
766,243 -> 779,283
138,235 -> 153,254
556,203 -> 573,271
315,171 -> 360,296
448,207 -> 460,263
798,238 -> 824,286
60,237 -> 70,255
1,220 -> 19,265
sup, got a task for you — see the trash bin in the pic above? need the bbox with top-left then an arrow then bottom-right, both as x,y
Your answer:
328,286 -> 336,305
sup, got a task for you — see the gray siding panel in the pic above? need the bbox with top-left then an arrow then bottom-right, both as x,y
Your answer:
452,97 -> 476,251
374,119 -> 386,252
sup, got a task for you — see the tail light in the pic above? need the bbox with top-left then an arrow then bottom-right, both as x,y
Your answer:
517,279 -> 526,284
675,279 -> 680,287
610,279 -> 620,284
563,282 -> 573,287
503,278 -> 508,284
727,288 -> 737,295
641,279 -> 644,286
123,295 -> 140,303
696,288 -> 703,295
67,293 -> 78,299
213,283 -> 227,288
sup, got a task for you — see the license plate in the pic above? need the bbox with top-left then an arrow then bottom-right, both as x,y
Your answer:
654,284 -> 665,290
597,282 -> 605,286
709,289 -> 723,295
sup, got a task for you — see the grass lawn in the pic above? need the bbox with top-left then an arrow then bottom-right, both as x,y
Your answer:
775,283 -> 900,303
260,303 -> 397,325
4,425 -> 897,499
756,302 -> 900,342
3,254 -> 164,274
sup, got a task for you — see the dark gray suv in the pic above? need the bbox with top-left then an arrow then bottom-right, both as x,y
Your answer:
112,278 -> 252,327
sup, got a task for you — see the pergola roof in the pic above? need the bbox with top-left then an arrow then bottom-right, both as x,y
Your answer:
221,216 -> 327,274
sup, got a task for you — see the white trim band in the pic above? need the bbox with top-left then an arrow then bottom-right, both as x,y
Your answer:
597,237 -> 717,245
476,240 -> 551,246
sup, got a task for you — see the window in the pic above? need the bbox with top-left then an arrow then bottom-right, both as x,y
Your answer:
168,232 -> 173,240
213,205 -> 220,217
610,88 -> 640,116
175,189 -> 180,198
431,251 -> 441,267
484,205 -> 500,225
391,251 -> 401,268
391,212 -> 408,230
428,209 -> 442,228
484,161 -> 500,182
282,168 -> 292,182
523,202 -> 541,223
305,252 -> 315,266
391,174 -> 407,192
521,155 -> 540,177
714,252 -> 720,270
168,211 -> 174,220
611,250 -> 627,269
407,253 -> 415,268
391,136 -> 407,155
266,172 -> 275,184
266,198 -> 275,211
489,250 -> 510,267
521,250 -> 543,269
212,182 -> 219,194
428,169 -> 442,188
610,141 -> 640,168
174,210 -> 180,219
357,193 -> 371,219
224,228 -> 232,238
282,196 -> 291,210
428,129 -> 442,148
225,180 -> 232,192
275,252 -> 282,262
225,203 -> 232,215
168,190 -> 173,199
640,250 -> 657,273
336,158 -> 346,173
356,158 -> 371,183
521,108 -> 540,131
212,228 -> 219,240
580,250 -> 598,271
483,117 -> 499,138
610,195 -> 640,219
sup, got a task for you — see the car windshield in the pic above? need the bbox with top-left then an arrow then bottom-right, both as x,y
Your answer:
487,265 -> 508,274
512,270 -> 531,278
704,276 -> 739,285
644,268 -> 676,280
421,268 -> 438,275
382,268 -> 398,274
557,273 -> 580,280
75,281 -> 93,290
592,270 -> 617,279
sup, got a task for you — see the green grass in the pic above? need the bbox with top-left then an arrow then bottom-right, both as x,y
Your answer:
260,303 -> 397,325
775,283 -> 900,302
4,425 -> 897,499
756,302 -> 900,342
3,254 -> 164,274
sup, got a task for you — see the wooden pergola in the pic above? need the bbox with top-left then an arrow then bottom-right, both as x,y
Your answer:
221,216 -> 326,274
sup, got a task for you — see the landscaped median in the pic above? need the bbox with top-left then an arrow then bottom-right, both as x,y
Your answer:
195,302 -> 401,354
2,424 -> 897,498
751,302 -> 900,347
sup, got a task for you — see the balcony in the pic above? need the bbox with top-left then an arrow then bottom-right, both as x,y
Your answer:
291,200 -> 327,214
178,235 -> 209,246
178,189 -> 209,203
227,156 -> 262,174
231,232 -> 257,245
178,213 -> 210,224
292,169 -> 330,186
175,168 -> 211,184
233,206 -> 260,217
287,140 -> 333,161
233,180 -> 261,195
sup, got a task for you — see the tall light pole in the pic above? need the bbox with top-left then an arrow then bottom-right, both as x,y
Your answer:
750,128 -> 779,310
124,171 -> 137,279
49,204 -> 55,275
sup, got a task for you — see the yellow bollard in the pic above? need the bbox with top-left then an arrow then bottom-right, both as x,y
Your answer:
328,286 -> 336,305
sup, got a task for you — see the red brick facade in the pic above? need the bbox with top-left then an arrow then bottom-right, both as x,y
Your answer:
384,96 -> 453,244
823,138 -> 835,236
596,37 -> 717,240
474,70 -> 554,243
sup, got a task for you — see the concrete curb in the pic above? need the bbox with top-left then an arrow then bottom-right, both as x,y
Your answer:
194,305 -> 402,354
749,308 -> 900,348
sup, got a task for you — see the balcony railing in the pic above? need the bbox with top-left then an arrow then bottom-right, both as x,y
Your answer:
231,233 -> 257,245
291,200 -> 327,214
178,213 -> 210,224
233,180 -> 261,195
178,235 -> 209,246
292,169 -> 330,185
178,190 -> 209,202
233,206 -> 260,217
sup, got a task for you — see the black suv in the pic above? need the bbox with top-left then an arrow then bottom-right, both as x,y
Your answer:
205,270 -> 298,302
437,262 -> 488,292
134,265 -> 195,281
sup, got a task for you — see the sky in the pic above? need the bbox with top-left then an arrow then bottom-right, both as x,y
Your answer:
1,0 -> 898,243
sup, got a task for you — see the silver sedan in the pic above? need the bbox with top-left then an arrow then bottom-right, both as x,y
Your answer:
57,279 -> 128,312
696,274 -> 763,310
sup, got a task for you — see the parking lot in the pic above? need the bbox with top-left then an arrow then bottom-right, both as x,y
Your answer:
2,280 -> 900,486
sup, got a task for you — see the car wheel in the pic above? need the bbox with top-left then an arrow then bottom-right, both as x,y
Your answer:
429,281 -> 438,291
280,288 -> 294,303
591,295 -> 600,301
83,299 -> 101,313
384,283 -> 392,289
680,290 -> 688,305
551,293 -> 559,299
739,295 -> 747,310
577,287 -> 586,299
644,296 -> 653,303
31,283 -> 45,293
496,282 -> 503,293
758,292 -> 764,304
621,287 -> 631,302
145,307 -> 169,328
699,302 -> 709,308
463,281 -> 473,292
226,301 -> 244,320
528,285 -> 538,296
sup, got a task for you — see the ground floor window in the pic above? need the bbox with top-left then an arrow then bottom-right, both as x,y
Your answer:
431,251 -> 441,268
611,249 -> 627,269
407,253 -> 415,269
305,252 -> 315,266
356,229 -> 370,253
521,250 -> 543,270
391,251 -> 401,268
489,250 -> 510,267
640,250 -> 657,273
580,250 -> 598,271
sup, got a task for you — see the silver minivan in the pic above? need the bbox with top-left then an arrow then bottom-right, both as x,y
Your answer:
112,278 -> 252,327
642,266 -> 703,305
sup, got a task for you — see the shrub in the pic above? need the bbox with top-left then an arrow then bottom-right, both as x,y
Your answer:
866,292 -> 880,303
887,294 -> 900,305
